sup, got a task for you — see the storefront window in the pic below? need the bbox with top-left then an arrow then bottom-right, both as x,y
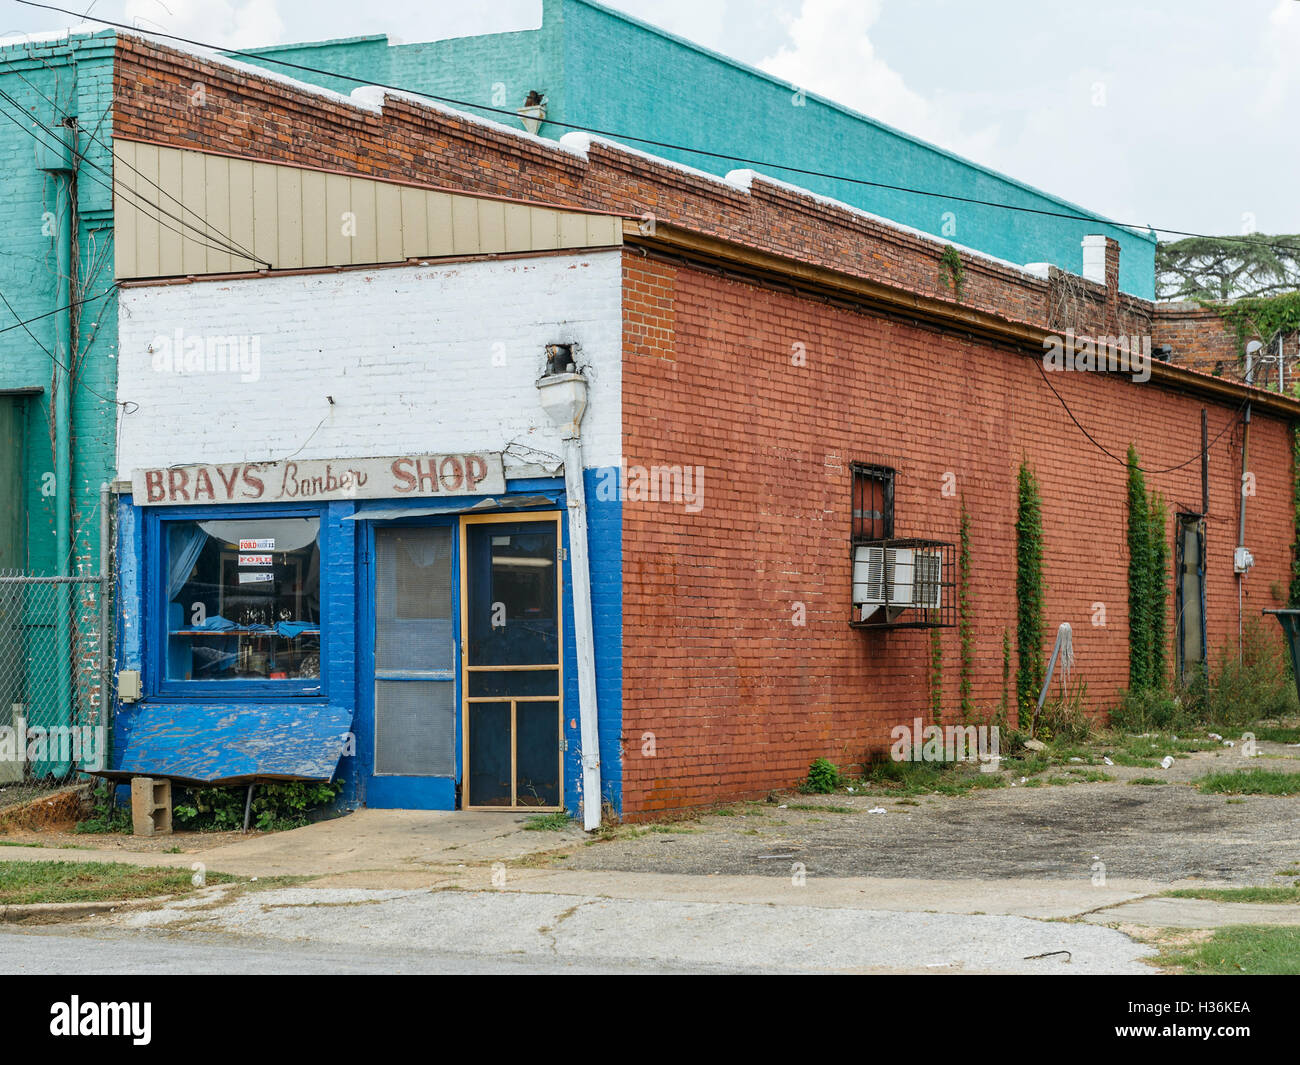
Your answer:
163,517 -> 322,685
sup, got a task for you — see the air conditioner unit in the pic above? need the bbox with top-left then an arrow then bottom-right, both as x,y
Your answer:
852,545 -> 887,621
853,545 -> 942,622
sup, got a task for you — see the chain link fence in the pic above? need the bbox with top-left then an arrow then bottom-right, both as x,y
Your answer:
0,571 -> 111,812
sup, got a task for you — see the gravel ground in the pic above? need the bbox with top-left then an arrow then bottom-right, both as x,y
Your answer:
562,748 -> 1300,884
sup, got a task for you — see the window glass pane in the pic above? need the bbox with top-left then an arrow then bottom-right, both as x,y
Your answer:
466,524 -> 559,666
164,517 -> 321,682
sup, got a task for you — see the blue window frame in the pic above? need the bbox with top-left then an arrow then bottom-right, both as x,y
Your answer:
146,503 -> 328,700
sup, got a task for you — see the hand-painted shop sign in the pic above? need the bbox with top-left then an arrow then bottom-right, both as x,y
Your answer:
133,453 -> 506,505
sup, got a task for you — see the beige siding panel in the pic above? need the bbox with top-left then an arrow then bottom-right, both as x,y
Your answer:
179,148 -> 208,276
114,143 -> 621,279
275,165 -> 303,270
529,208 -> 561,251
251,162 -> 279,269
131,141 -> 161,278
426,191 -> 454,256
376,181 -> 403,263
558,210 -> 589,251
348,176 -> 377,266
503,203 -> 532,253
477,198 -> 507,255
586,214 -> 621,247
300,168 -> 327,268
450,194 -> 478,256
324,173 -> 350,267
399,185 -> 428,260
155,144 -> 184,276
203,153 -> 232,275
112,144 -> 138,280
226,158 -> 257,272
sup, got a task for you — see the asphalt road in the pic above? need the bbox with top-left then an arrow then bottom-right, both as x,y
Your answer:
0,926 -> 721,975
0,884 -> 1156,975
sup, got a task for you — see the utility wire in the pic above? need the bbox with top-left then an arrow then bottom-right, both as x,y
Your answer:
12,0 -> 1300,254
1035,356 -> 1250,474
0,55 -> 268,266
0,84 -> 271,265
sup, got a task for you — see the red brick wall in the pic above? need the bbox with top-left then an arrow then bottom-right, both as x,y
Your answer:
1156,304 -> 1242,378
620,253 -> 1295,814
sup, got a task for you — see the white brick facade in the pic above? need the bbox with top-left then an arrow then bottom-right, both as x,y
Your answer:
116,251 -> 623,478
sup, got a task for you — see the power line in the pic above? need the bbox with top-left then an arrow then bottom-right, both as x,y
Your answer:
1034,356 -> 1249,474
11,0 -> 1300,255
0,284 -> 116,336
0,52 -> 269,267
0,84 -> 271,265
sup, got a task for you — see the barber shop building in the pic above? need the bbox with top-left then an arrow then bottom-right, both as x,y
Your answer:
105,34 -> 1299,824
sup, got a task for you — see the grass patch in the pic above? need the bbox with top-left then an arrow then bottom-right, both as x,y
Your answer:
783,803 -> 854,814
1253,725 -> 1300,744
1164,886 -> 1300,904
859,759 -> 1006,797
1196,770 -> 1300,796
0,840 -> 42,848
1153,925 -> 1300,974
0,860 -> 238,905
1129,777 -> 1166,786
522,812 -> 573,831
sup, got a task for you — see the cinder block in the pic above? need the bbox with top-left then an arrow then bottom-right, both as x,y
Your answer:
130,776 -> 172,836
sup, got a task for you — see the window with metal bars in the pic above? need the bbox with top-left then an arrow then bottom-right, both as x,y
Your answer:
851,463 -> 895,543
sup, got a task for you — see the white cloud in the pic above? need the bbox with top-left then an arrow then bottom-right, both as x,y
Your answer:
122,0 -> 286,49
755,0 -> 999,163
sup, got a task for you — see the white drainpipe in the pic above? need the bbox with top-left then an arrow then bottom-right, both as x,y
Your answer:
537,368 -> 603,830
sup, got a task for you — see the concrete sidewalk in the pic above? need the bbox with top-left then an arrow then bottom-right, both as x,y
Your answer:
4,809 -> 1295,930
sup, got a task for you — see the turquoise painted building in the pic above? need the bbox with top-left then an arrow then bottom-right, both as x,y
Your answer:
0,29 -> 119,776
235,0 -> 1157,298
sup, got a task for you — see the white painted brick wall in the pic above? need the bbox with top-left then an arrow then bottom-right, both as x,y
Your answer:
116,251 -> 623,478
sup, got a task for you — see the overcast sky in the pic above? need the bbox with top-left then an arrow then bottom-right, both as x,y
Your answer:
6,0 -> 1298,239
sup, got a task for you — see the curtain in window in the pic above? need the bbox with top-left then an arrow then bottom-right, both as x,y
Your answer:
167,524 -> 209,601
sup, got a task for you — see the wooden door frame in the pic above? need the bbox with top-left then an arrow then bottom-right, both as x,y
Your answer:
459,511 -> 564,811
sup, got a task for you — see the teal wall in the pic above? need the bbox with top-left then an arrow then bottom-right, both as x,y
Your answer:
234,0 -> 1156,298
0,30 -> 118,577
0,31 -> 118,755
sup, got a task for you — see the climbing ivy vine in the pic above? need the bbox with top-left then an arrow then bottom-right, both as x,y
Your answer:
1015,462 -> 1046,723
1127,445 -> 1170,691
939,244 -> 966,301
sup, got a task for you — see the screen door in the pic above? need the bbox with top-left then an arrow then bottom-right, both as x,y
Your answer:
461,514 -> 562,809
372,526 -> 455,776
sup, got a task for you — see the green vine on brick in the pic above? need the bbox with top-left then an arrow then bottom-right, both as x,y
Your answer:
1127,444 -> 1171,691
1149,491 -> 1170,688
929,627 -> 944,725
1205,291 -> 1300,364
958,501 -> 975,723
1000,629 -> 1011,726
939,244 -> 966,301
1015,461 -> 1046,725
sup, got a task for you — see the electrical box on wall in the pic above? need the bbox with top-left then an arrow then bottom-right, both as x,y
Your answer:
1234,547 -> 1255,574
118,670 -> 142,702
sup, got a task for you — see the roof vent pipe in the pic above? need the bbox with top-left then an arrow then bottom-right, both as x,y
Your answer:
1081,235 -> 1107,285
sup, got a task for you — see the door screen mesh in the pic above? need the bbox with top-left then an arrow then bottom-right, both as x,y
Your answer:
375,679 -> 455,776
373,527 -> 455,776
